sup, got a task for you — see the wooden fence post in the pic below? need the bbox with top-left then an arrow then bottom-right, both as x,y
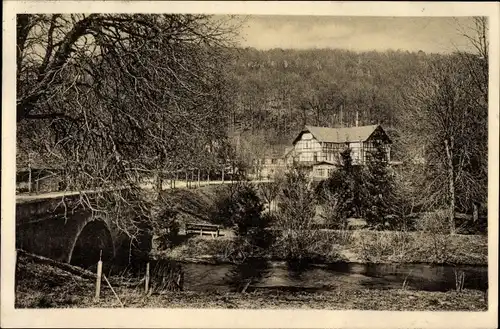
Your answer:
27,154 -> 32,194
95,251 -> 103,300
145,262 -> 150,294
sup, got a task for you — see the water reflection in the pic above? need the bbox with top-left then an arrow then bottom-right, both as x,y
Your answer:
223,259 -> 271,292
180,260 -> 488,293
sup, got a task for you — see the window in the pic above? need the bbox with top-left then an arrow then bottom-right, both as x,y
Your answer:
317,169 -> 324,177
271,159 -> 277,164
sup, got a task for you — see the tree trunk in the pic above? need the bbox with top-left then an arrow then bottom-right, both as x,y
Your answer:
28,160 -> 32,194
444,139 -> 456,234
156,170 -> 162,195
473,203 -> 479,222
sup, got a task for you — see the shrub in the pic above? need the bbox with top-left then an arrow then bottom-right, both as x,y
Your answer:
212,182 -> 265,236
270,229 -> 344,262
354,230 -> 417,263
416,210 -> 449,233
246,212 -> 274,249
153,205 -> 180,250
275,167 -> 316,230
414,210 -> 451,262
272,168 -> 331,261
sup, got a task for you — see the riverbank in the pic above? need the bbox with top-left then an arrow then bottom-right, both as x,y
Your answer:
18,286 -> 488,311
153,185 -> 487,266
15,253 -> 487,310
159,230 -> 488,266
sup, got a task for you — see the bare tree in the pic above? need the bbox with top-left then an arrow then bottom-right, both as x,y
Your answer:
400,54 -> 488,234
398,18 -> 489,234
17,14 -> 241,241
258,181 -> 282,214
272,168 -> 324,260
455,17 -> 488,105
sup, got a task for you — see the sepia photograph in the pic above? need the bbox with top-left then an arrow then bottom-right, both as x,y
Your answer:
1,1 -> 499,328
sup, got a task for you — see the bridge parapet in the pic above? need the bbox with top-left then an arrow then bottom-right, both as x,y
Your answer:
16,192 -> 151,268
16,195 -> 84,225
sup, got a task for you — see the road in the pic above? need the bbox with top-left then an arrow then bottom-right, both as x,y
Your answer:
16,179 -> 274,202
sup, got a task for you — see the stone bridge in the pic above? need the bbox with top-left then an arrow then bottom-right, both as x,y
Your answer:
15,179 -> 274,269
16,192 -> 152,270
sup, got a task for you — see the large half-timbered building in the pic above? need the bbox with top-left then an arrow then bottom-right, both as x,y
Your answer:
286,124 -> 392,180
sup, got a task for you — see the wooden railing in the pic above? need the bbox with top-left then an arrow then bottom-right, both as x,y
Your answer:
185,223 -> 220,237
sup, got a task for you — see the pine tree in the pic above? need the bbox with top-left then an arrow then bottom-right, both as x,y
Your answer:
213,182 -> 264,236
320,148 -> 362,228
363,140 -> 396,229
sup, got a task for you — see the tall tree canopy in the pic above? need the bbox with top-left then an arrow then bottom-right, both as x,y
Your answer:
17,14 -> 240,237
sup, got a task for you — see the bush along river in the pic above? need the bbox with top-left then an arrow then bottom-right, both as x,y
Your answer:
147,258 -> 488,294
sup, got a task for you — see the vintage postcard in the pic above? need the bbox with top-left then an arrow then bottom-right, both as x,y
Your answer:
1,1 -> 499,328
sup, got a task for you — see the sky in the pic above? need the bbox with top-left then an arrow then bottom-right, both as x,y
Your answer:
236,16 -> 479,54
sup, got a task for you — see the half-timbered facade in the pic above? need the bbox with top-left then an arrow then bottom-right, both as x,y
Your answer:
287,125 -> 392,179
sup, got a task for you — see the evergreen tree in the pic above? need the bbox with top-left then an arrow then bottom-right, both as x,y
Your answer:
319,148 -> 363,228
363,140 -> 396,228
153,204 -> 180,250
213,182 -> 264,236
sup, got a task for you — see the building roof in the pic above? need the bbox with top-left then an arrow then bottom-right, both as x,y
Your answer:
283,146 -> 294,157
293,124 -> 390,144
313,161 -> 336,167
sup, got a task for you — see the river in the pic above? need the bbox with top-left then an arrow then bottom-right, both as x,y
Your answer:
176,260 -> 488,293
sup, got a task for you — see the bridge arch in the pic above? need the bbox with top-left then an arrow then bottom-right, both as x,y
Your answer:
69,218 -> 115,269
16,196 -> 152,268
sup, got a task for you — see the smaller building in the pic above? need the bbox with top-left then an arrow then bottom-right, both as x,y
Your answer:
253,156 -> 287,180
311,161 -> 336,181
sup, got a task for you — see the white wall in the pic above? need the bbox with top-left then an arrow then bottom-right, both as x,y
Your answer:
294,133 -> 322,162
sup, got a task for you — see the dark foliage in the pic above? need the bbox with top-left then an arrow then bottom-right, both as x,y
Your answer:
154,205 -> 180,250
363,140 -> 397,229
212,183 -> 265,236
318,148 -> 366,227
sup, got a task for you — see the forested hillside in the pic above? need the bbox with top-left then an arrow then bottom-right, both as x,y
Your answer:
224,46 -> 488,217
225,47 -> 442,157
